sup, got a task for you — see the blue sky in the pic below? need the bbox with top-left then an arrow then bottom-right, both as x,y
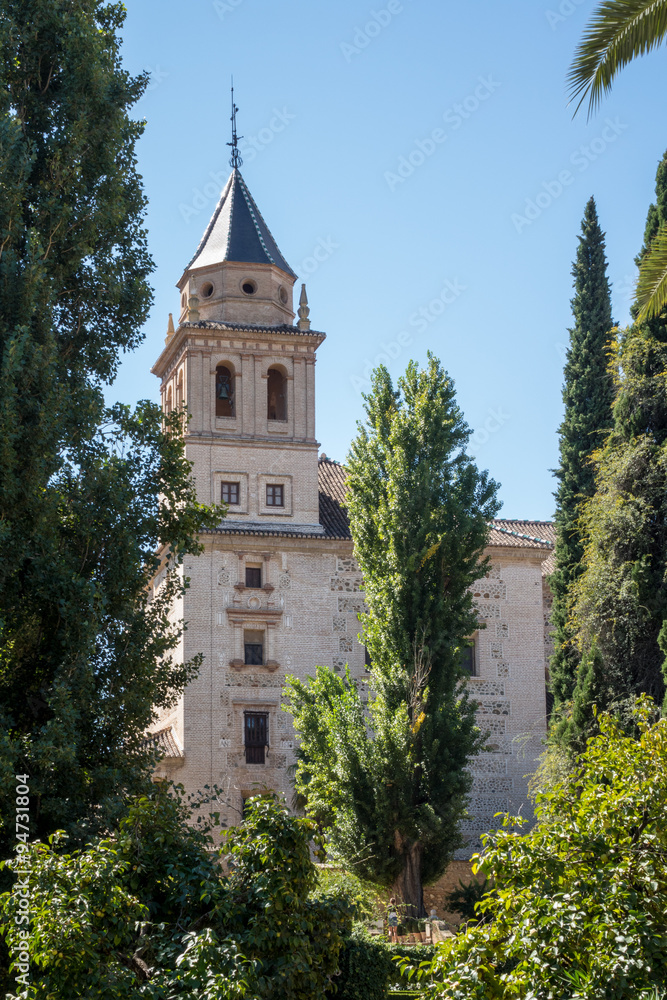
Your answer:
113,0 -> 667,520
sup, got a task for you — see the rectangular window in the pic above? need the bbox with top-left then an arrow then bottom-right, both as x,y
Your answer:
459,642 -> 476,677
244,629 -> 264,666
221,481 -> 239,505
245,566 -> 262,589
244,712 -> 267,764
266,484 -> 284,507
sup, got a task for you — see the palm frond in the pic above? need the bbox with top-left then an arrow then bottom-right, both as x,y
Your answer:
568,0 -> 667,117
636,222 -> 667,320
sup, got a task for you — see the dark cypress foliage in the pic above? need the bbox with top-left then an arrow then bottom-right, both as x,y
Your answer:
549,198 -> 614,724
565,151 -> 667,747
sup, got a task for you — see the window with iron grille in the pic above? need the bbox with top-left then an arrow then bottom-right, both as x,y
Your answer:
266,484 -> 284,507
221,481 -> 239,505
459,642 -> 476,676
244,629 -> 263,665
244,713 -> 267,764
245,566 -> 262,588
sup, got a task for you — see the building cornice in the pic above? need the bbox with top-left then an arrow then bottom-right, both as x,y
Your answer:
152,321 -> 325,379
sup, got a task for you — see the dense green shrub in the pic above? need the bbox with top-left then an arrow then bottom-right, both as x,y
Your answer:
328,927 -> 394,1000
0,789 -> 351,998
327,928 -> 435,999
312,866 -> 384,922
423,699 -> 667,999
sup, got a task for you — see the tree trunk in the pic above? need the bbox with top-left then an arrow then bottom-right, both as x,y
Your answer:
392,836 -> 425,918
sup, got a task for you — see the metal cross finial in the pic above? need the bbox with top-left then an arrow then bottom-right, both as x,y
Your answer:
227,78 -> 243,169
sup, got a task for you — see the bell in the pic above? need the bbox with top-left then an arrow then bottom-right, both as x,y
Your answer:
217,382 -> 230,401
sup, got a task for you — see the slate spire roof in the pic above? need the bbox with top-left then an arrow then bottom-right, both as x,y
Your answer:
185,168 -> 296,279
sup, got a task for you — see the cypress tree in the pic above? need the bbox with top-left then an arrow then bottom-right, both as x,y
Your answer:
567,151 -> 667,747
550,198 -> 615,727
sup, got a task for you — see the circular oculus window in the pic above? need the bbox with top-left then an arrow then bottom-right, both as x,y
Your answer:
200,281 -> 214,298
241,279 -> 257,295
279,286 -> 288,304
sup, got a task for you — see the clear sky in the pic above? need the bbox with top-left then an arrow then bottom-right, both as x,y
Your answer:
112,0 -> 667,521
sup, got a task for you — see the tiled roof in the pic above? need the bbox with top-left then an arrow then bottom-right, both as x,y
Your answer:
145,726 -> 183,759
318,456 -> 352,538
316,458 -> 555,555
185,169 -> 297,279
209,519 -> 325,539
491,519 -> 556,547
181,319 -> 324,339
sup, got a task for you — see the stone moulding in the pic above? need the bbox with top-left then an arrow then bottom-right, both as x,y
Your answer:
226,607 -> 282,625
229,659 -> 280,673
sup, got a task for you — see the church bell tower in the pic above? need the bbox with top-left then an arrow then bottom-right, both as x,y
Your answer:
152,165 -> 325,531
147,113 -> 353,824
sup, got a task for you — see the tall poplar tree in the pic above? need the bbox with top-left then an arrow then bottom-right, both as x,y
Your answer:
285,355 -> 500,915
567,151 -> 667,747
0,0 -> 218,854
550,198 -> 614,726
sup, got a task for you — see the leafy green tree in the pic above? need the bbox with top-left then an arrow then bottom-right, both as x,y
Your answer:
568,0 -> 667,319
549,197 -> 615,723
0,789 -> 351,998
566,152 -> 667,746
421,698 -> 667,999
0,0 -> 219,853
285,355 -> 500,916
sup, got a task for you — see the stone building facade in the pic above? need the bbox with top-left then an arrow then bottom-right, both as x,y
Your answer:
149,167 -> 555,854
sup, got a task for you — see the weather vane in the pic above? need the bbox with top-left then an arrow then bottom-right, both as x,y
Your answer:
227,78 -> 243,169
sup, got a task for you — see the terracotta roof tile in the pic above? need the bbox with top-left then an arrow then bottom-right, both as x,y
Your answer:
317,459 -> 555,560
182,320 -> 325,338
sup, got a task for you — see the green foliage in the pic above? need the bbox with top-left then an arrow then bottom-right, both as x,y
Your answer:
285,355 -> 499,914
312,867 -> 385,922
424,699 -> 667,999
568,0 -> 667,117
561,151 -> 667,748
445,875 -> 490,923
327,926 -> 395,1000
0,0 -> 220,853
325,927 -> 435,1000
0,789 -> 351,998
567,1 -> 667,320
527,740 -> 576,802
345,354 -> 500,710
550,197 -> 614,720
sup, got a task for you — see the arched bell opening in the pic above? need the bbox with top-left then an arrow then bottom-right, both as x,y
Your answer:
267,366 -> 287,421
215,364 -> 235,417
